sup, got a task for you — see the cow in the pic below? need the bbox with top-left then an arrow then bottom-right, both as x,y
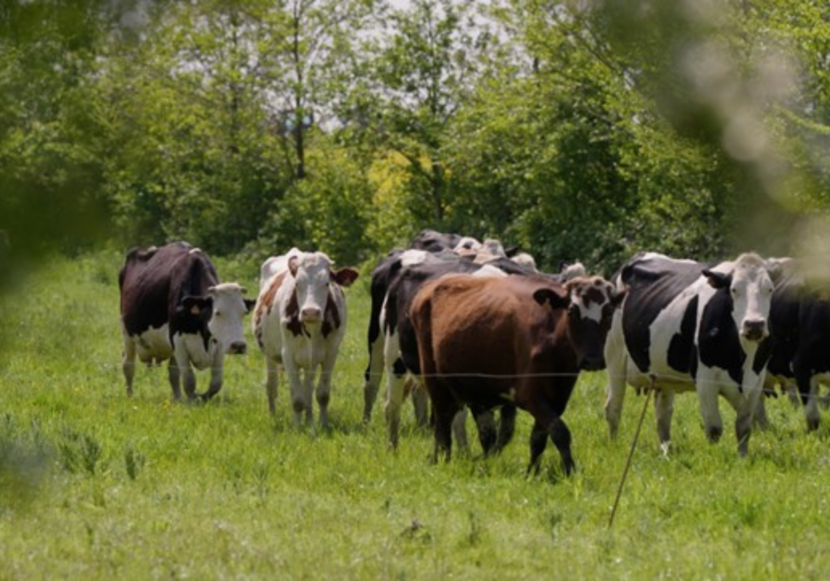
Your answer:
604,252 -> 777,457
119,242 -> 254,400
252,248 -> 359,427
362,248 -> 458,427
410,274 -> 625,474
759,258 -> 830,431
374,250 -> 538,449
410,229 -> 464,253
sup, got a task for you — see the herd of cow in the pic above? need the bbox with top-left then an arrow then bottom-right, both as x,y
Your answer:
117,232 -> 830,476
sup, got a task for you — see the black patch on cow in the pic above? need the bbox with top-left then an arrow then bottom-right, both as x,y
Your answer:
392,357 -> 407,377
667,295 -> 698,375
322,288 -> 341,338
409,229 -> 461,253
285,289 -> 305,337
120,242 -> 218,350
621,254 -> 712,374
698,287 -> 745,387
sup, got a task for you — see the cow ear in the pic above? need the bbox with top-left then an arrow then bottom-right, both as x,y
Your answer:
703,269 -> 731,289
181,295 -> 213,316
289,256 -> 299,277
244,298 -> 257,313
533,288 -> 569,312
332,267 -> 359,287
764,260 -> 783,284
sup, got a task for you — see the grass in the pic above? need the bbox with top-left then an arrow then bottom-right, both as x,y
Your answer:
2,249 -> 830,579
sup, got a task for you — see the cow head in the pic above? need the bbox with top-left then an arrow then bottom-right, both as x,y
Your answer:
288,252 -> 359,325
535,276 -> 626,371
205,283 -> 254,355
703,253 -> 774,343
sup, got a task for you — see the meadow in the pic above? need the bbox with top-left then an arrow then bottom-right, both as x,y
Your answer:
2,249 -> 830,580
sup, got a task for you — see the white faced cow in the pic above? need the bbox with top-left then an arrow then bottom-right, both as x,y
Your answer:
119,242 -> 254,401
604,252 -> 777,456
253,248 -> 359,427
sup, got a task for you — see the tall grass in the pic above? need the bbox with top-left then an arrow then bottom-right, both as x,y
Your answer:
1,250 -> 830,579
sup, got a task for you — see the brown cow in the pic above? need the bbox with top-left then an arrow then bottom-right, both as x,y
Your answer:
411,274 -> 624,475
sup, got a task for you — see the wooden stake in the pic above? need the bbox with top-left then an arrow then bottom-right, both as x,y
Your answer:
608,376 -> 655,528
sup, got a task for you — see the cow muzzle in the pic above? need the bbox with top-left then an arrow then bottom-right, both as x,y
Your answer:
300,307 -> 323,323
580,356 -> 605,372
741,319 -> 768,342
228,340 -> 248,355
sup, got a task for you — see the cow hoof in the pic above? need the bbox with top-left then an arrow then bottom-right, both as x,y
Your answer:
659,441 -> 671,458
706,427 -> 723,443
807,418 -> 820,432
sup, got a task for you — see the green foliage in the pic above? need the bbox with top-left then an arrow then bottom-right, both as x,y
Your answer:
258,137 -> 377,264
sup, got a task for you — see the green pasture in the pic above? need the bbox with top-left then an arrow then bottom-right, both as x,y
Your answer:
2,250 -> 830,579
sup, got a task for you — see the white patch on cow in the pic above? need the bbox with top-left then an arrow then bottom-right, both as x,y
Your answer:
481,239 -> 506,258
207,282 -> 250,353
511,252 -> 537,271
174,332 -> 214,370
723,253 -> 774,343
561,262 -> 587,281
291,253 -> 334,323
453,237 -> 482,252
472,264 -> 508,278
133,324 -> 172,364
401,249 -> 429,268
639,252 -> 699,265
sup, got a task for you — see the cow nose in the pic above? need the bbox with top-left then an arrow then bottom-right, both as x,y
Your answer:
301,307 -> 322,322
580,356 -> 605,372
742,319 -> 768,341
228,341 -> 247,355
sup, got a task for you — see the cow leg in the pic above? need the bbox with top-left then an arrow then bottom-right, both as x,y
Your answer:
410,379 -> 429,427
696,379 -> 723,443
526,422 -> 548,476
471,407 -> 497,455
363,333 -> 384,424
122,339 -> 136,397
451,409 -> 470,454
317,352 -> 338,430
804,376 -> 821,432
302,367 -> 315,425
604,311 -> 627,438
494,405 -> 517,454
654,388 -> 674,456
283,359 -> 306,426
721,386 -> 758,457
383,360 -> 408,450
432,390 -> 461,463
265,357 -> 279,415
168,359 -> 182,400
201,352 -> 224,401
753,392 -> 770,431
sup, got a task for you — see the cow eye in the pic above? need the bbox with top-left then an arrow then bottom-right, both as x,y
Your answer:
215,311 -> 222,317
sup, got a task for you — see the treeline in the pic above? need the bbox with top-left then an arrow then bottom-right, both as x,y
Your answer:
2,0 -> 830,274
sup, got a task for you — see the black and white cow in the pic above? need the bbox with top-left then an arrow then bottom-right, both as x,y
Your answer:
119,242 -> 255,400
604,252 -> 777,456
761,258 -> 830,431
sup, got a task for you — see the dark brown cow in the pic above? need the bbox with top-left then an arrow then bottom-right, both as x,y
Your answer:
411,274 -> 624,475
119,241 -> 255,400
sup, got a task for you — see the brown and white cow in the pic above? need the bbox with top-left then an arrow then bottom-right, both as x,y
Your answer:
253,248 -> 359,426
119,242 -> 255,400
411,274 -> 624,475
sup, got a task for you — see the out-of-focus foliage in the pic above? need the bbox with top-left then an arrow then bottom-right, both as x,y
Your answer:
2,0 -> 830,276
